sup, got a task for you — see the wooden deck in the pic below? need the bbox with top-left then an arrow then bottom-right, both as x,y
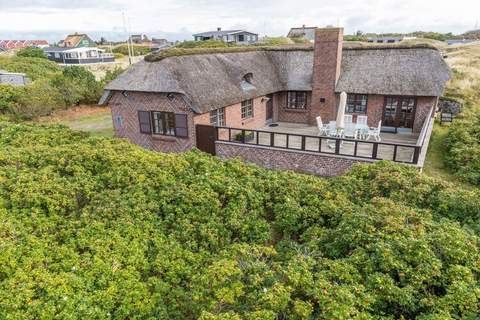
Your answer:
242,122 -> 421,163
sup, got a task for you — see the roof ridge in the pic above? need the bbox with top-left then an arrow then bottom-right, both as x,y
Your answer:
144,45 -> 314,62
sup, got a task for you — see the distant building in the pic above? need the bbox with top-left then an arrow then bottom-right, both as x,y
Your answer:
43,47 -> 114,64
29,40 -> 49,48
287,26 -> 318,42
151,43 -> 173,53
367,36 -> 416,44
130,34 -> 150,44
152,38 -> 170,45
0,70 -> 28,86
59,33 -> 95,48
0,39 -> 49,51
193,28 -> 258,45
445,39 -> 479,45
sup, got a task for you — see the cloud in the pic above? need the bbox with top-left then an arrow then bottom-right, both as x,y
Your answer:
0,0 -> 120,10
0,0 -> 478,41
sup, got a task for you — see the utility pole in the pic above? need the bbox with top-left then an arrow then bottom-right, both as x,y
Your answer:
123,12 -> 133,65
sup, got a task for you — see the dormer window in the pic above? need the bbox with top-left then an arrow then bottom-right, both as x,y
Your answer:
241,73 -> 255,91
243,73 -> 253,84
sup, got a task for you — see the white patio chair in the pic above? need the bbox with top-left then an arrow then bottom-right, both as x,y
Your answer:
316,116 -> 329,136
367,120 -> 382,142
357,115 -> 368,126
343,123 -> 358,140
327,121 -> 338,137
344,114 -> 353,124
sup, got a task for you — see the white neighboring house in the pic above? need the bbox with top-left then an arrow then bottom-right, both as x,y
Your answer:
287,26 -> 318,42
0,70 -> 28,86
43,47 -> 115,65
193,28 -> 258,45
367,36 -> 417,44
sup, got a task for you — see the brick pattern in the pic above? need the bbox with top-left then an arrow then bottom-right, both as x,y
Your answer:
414,97 -> 437,133
276,91 -> 311,123
310,28 -> 344,125
194,96 -> 269,129
216,142 -> 369,177
110,91 -> 196,153
338,94 -> 437,133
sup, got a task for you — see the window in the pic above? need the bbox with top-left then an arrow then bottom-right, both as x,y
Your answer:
241,99 -> 254,119
286,91 -> 307,109
210,108 -> 225,126
138,111 -> 188,138
238,34 -> 245,42
152,111 -> 176,136
346,94 -> 368,113
243,73 -> 253,84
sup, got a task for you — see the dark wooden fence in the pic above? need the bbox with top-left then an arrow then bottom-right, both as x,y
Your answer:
216,126 -> 422,164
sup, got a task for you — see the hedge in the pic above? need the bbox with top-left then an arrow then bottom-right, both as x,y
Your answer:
0,122 -> 478,319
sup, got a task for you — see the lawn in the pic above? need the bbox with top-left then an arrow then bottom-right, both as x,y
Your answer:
40,106 -> 114,137
422,122 -> 471,187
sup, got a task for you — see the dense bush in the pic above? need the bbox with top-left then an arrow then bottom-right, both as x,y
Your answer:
445,108 -> 480,185
176,40 -> 232,48
112,44 -> 151,56
16,47 -> 47,59
0,55 -> 121,119
0,84 -> 24,113
102,67 -> 125,85
443,47 -> 480,185
51,66 -> 103,106
0,123 -> 478,319
0,55 -> 60,81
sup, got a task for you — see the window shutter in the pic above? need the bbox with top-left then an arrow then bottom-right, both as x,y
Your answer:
174,114 -> 188,138
138,111 -> 152,134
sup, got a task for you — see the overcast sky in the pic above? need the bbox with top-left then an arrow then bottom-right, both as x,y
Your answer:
0,0 -> 479,42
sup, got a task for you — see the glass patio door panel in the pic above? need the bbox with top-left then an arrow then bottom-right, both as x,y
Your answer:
383,97 -> 416,128
399,98 -> 415,128
383,97 -> 398,127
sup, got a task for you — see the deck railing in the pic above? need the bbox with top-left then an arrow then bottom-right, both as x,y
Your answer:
216,126 -> 422,164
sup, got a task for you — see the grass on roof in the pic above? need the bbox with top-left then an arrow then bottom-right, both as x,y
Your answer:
144,45 -> 314,62
145,41 -> 440,62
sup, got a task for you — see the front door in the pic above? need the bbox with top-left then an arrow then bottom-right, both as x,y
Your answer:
383,97 -> 416,129
195,124 -> 217,155
266,94 -> 273,123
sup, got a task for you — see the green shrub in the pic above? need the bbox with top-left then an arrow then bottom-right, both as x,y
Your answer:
176,39 -> 232,48
255,37 -> 294,46
102,66 -> 125,85
0,84 -> 24,113
9,79 -> 64,119
113,52 -> 124,59
0,55 -> 61,81
112,44 -> 151,56
16,47 -> 47,59
50,66 -> 103,106
0,123 -> 478,319
445,107 -> 480,185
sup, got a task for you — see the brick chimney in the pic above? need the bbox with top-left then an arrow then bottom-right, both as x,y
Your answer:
309,27 -> 344,125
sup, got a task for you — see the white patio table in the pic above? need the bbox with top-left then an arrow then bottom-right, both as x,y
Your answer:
355,123 -> 369,140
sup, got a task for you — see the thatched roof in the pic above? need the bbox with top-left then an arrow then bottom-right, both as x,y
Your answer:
105,45 -> 450,114
336,47 -> 451,96
106,49 -> 313,114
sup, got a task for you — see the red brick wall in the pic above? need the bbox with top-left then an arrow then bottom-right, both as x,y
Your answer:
276,91 -> 311,123
310,27 -> 344,125
216,142 -> 370,177
110,91 -> 196,153
414,97 -> 437,132
338,94 -> 437,133
194,96 -> 268,129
